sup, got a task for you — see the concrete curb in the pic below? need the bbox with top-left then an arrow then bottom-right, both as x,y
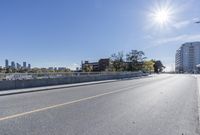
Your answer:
195,75 -> 200,134
0,76 -> 151,96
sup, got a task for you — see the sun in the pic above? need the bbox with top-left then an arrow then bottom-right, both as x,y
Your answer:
154,9 -> 170,25
148,1 -> 174,28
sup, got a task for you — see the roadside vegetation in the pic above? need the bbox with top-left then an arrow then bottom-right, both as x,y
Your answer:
110,50 -> 165,73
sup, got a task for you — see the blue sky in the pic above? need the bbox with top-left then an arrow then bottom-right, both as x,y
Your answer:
0,0 -> 200,70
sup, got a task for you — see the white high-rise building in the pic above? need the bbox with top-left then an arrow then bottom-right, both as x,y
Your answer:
175,42 -> 200,73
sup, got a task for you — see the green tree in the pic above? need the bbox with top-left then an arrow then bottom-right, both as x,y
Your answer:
110,52 -> 125,71
153,60 -> 165,73
143,60 -> 155,73
126,50 -> 146,71
83,64 -> 93,72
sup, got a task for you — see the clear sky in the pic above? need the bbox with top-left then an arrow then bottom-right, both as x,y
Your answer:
0,0 -> 200,70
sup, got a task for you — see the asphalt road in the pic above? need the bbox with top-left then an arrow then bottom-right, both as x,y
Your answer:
0,74 -> 199,135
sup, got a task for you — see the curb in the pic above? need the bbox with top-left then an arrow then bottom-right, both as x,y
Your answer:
195,76 -> 200,134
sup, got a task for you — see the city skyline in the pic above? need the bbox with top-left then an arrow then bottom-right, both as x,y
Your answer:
0,0 -> 200,71
2,59 -> 72,69
4,59 -> 31,69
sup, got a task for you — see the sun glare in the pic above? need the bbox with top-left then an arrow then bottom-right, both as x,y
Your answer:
148,1 -> 174,28
154,9 -> 170,25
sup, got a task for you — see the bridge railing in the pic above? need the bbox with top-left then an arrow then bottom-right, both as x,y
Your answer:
0,71 -> 147,81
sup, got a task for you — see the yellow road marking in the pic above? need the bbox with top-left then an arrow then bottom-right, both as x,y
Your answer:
0,85 -> 136,121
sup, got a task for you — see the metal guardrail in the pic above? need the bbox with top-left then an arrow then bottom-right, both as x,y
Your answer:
0,71 -> 145,81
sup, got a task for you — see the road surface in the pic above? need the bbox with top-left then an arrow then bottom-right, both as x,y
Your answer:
0,74 -> 199,135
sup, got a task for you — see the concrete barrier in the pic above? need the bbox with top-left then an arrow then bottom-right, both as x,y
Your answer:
0,72 -> 148,91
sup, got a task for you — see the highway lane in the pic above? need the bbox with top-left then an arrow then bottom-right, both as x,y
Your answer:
0,74 -> 199,135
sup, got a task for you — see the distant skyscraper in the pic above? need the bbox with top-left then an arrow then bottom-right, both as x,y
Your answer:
16,63 -> 21,69
28,64 -> 31,69
11,61 -> 15,69
23,62 -> 27,68
5,59 -> 9,68
48,67 -> 54,70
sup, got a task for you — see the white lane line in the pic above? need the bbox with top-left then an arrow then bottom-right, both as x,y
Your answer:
0,85 -> 137,121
